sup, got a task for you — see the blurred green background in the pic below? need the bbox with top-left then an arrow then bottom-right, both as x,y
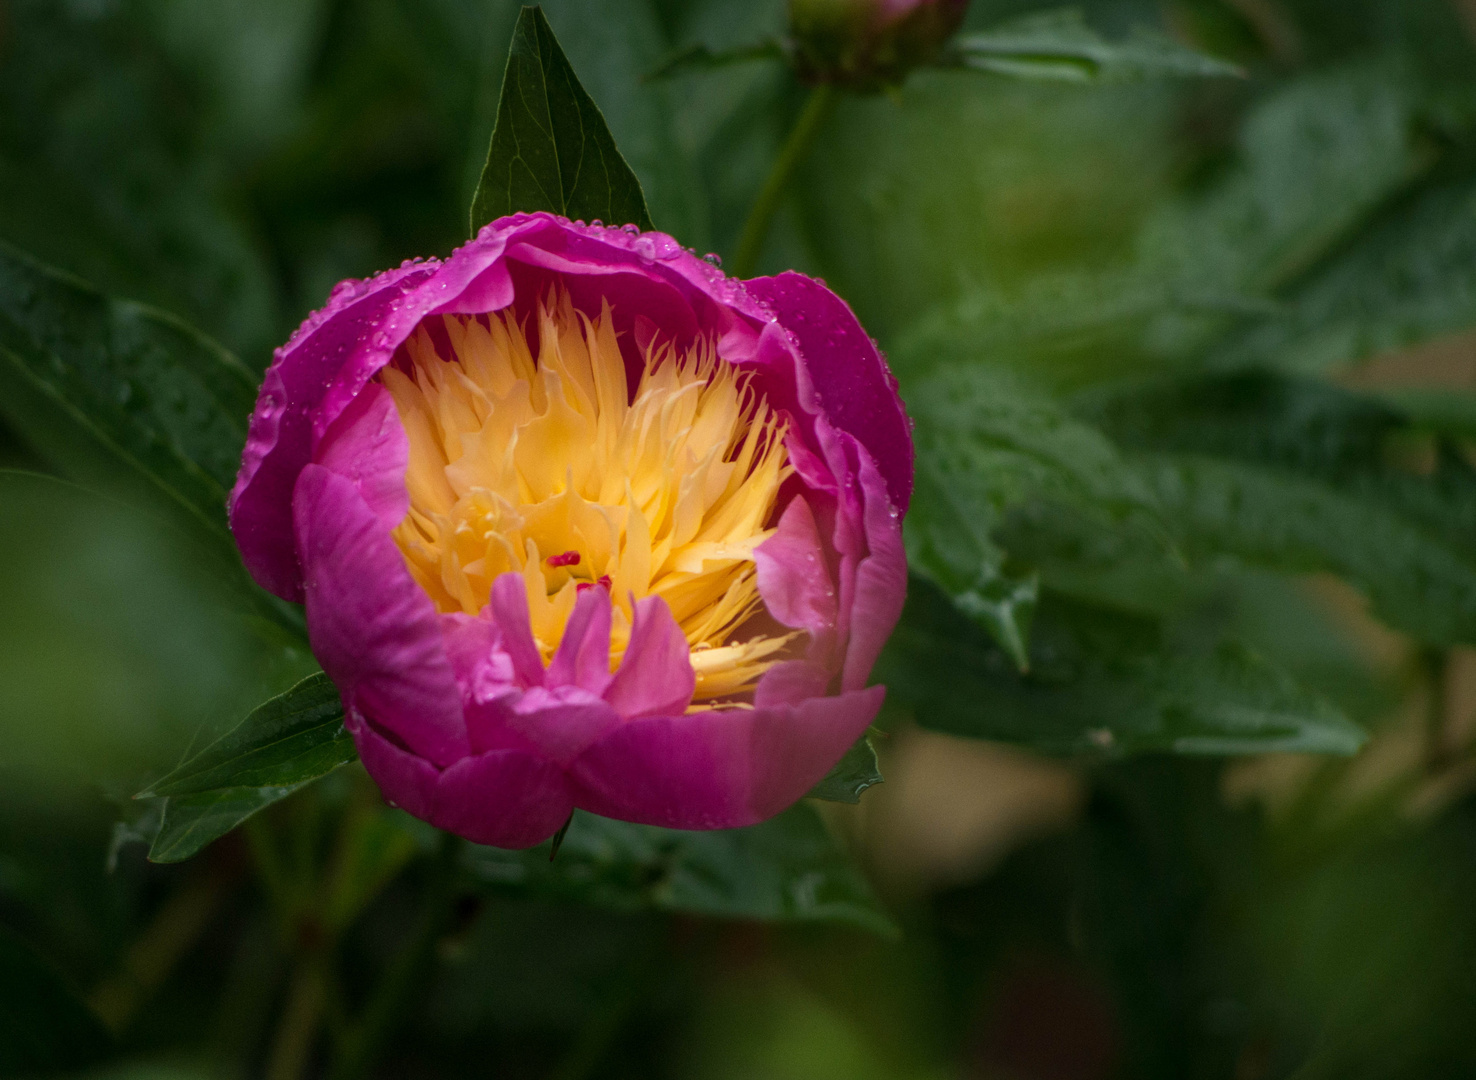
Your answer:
4,0 -> 1476,1077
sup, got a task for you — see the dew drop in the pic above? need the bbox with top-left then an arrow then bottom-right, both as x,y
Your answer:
703,253 -> 723,266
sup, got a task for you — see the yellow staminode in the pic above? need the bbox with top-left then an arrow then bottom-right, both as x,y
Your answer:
380,293 -> 795,703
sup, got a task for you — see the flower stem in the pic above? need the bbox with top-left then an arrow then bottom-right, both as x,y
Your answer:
326,830 -> 462,1080
730,82 -> 837,278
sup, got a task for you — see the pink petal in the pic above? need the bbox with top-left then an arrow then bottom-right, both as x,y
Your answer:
488,573 -> 545,688
231,260 -> 438,601
294,464 -> 468,765
430,750 -> 576,849
755,494 -> 839,662
841,443 -> 908,693
545,585 -> 614,695
745,271 -> 913,512
314,382 -> 409,535
569,686 -> 885,830
604,594 -> 696,720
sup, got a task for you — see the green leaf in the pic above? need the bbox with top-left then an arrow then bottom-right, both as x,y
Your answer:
1211,171 -> 1476,374
643,39 -> 785,83
906,366 -> 1163,665
0,241 -> 257,550
1087,372 -> 1476,644
946,9 -> 1243,83
1139,453 -> 1476,646
806,736 -> 882,804
147,784 -> 310,864
470,5 -> 655,235
460,804 -> 893,935
0,925 -> 113,1075
138,673 -> 351,798
879,577 -> 1365,756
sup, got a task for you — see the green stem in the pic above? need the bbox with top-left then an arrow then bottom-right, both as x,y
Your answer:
730,82 -> 837,278
326,831 -> 462,1080
264,956 -> 328,1080
1423,646 -> 1452,772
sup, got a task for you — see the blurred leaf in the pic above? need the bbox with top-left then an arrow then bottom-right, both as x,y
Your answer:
1211,171 -> 1476,374
138,673 -> 350,798
1089,372 -> 1476,644
906,366 -> 1163,665
470,5 -> 655,235
805,736 -> 882,804
1380,386 -> 1476,441
0,242 -> 255,549
148,784 -> 309,865
0,925 -> 113,1076
460,804 -> 893,934
644,39 -> 786,82
1140,453 -> 1476,646
879,577 -> 1365,755
946,9 -> 1243,83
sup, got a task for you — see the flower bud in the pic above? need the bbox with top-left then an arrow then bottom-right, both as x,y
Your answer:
789,0 -> 969,89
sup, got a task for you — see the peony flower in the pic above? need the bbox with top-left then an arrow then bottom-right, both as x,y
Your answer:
790,0 -> 970,89
229,213 -> 911,848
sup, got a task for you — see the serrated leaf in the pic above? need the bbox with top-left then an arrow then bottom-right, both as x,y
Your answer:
148,784 -> 309,864
906,366 -> 1164,665
879,577 -> 1365,756
470,5 -> 654,235
460,804 -> 893,935
0,925 -> 113,1075
139,673 -> 351,798
806,736 -> 882,804
946,9 -> 1242,83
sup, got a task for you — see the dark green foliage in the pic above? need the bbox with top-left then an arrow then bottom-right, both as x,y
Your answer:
945,8 -> 1243,83
470,6 -> 655,234
460,803 -> 893,933
879,577 -> 1363,755
806,736 -> 883,804
0,243 -> 255,550
147,784 -> 311,864
0,925 -> 113,1076
139,673 -> 350,799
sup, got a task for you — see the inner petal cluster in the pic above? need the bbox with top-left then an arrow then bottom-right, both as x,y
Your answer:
379,293 -> 796,702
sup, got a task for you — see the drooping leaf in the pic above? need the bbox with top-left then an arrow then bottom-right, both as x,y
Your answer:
147,784 -> 311,864
906,366 -> 1164,665
806,736 -> 883,804
944,9 -> 1243,83
460,804 -> 894,935
138,673 -> 351,798
470,5 -> 655,235
0,925 -> 113,1075
879,577 -> 1365,755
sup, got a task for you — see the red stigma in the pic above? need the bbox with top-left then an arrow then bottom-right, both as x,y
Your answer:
546,550 -> 581,567
576,575 -> 612,594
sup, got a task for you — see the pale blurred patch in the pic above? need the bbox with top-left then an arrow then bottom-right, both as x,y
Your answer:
835,727 -> 1083,897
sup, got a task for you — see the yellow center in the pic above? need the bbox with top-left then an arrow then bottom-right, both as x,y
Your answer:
380,292 -> 796,702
